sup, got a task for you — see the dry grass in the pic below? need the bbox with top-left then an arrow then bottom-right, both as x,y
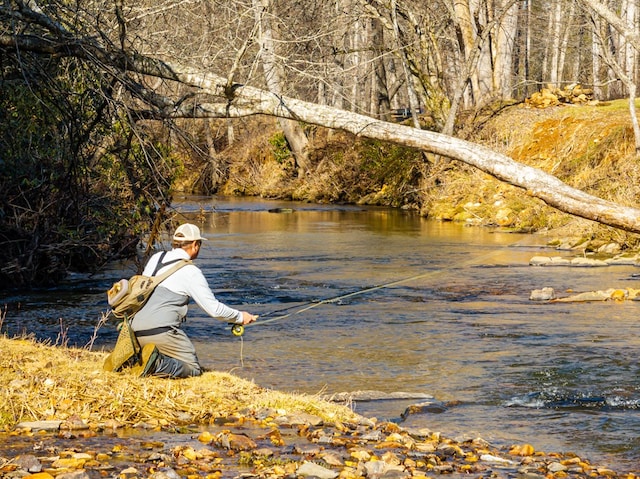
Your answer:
0,336 -> 360,430
425,100 -> 640,247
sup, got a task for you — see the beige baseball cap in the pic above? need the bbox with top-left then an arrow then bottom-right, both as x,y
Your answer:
173,223 -> 207,241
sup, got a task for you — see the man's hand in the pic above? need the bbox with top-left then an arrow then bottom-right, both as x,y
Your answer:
240,312 -> 258,325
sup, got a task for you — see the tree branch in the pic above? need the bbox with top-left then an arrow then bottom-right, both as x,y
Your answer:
3,28 -> 640,233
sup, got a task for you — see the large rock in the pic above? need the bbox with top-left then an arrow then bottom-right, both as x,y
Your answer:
570,257 -> 607,267
529,256 -> 570,266
530,255 -> 609,267
529,287 -> 556,301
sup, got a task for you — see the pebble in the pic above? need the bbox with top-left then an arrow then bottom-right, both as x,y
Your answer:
547,461 -> 567,472
55,471 -> 90,479
148,468 -> 181,479
0,412 -> 635,479
297,460 -> 339,479
14,455 -> 42,473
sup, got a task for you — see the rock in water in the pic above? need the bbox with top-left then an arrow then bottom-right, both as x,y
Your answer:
529,287 -> 555,301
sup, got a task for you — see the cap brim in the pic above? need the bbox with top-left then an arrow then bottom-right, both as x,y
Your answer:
173,236 -> 208,241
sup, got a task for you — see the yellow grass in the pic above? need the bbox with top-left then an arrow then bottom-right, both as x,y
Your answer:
0,336 -> 360,429
425,99 -> 640,247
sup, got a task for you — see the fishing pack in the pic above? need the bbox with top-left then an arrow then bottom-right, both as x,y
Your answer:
107,252 -> 191,319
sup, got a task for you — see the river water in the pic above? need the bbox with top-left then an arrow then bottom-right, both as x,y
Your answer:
3,196 -> 640,473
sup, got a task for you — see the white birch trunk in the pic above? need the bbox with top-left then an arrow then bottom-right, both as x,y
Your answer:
557,0 -> 576,86
590,12 -> 604,99
629,83 -> 640,154
549,0 -> 563,86
252,0 -> 310,175
624,0 -> 636,85
350,18 -> 363,112
526,0 -> 531,93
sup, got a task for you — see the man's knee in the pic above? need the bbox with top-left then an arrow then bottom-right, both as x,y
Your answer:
153,353 -> 201,379
188,364 -> 203,377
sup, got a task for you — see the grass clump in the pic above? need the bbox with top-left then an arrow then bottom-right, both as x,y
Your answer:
0,336 -> 360,430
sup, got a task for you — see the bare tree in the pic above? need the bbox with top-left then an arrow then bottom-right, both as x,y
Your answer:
443,0 -> 519,135
252,0 -> 311,175
578,0 -> 640,85
4,16 -> 640,233
370,12 -> 392,120
591,12 -> 605,99
583,1 -> 640,153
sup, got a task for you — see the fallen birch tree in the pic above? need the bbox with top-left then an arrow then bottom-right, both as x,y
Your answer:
3,31 -> 640,233
126,54 -> 640,234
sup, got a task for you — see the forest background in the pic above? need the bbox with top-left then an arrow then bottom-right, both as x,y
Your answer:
2,0 -> 640,290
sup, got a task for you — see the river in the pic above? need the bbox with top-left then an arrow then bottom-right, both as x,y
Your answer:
3,196 -> 640,473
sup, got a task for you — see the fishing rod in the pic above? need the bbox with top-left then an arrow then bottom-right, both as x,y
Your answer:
229,237 -> 541,337
229,245 -> 510,337
227,268 -> 449,369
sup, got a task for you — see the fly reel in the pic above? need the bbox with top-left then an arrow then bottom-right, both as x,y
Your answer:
231,324 -> 245,337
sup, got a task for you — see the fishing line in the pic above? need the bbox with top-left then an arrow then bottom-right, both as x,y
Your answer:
230,270 -> 433,339
231,239 -> 530,339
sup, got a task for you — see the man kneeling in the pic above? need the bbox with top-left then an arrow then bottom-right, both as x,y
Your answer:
131,223 -> 257,378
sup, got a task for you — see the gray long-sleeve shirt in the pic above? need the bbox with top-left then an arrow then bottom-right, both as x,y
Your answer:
131,248 -> 243,332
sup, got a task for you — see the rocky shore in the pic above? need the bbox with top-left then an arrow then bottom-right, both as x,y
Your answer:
1,338 -> 637,479
1,402 -> 636,479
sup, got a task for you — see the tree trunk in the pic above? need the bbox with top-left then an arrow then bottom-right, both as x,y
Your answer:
548,0 -> 563,86
390,0 -> 421,129
525,0 -> 531,95
557,0 -> 576,86
492,0 -> 518,98
591,13 -> 604,99
623,0 -> 636,89
227,119 -> 235,146
453,0 -> 481,106
370,15 -> 391,121
349,17 -> 365,112
252,0 -> 311,176
628,83 -> 640,155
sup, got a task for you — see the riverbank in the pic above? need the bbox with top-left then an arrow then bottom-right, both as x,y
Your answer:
1,336 -> 637,478
209,100 -> 640,254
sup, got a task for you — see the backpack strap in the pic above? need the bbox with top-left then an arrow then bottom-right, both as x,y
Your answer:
151,252 -> 168,276
151,251 -> 190,276
152,255 -> 192,284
